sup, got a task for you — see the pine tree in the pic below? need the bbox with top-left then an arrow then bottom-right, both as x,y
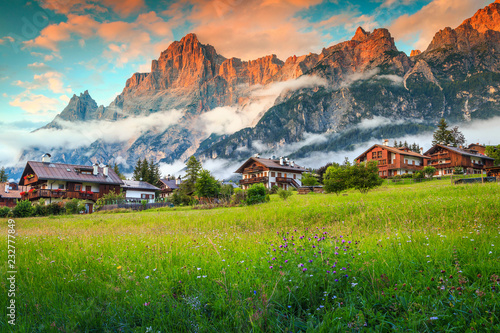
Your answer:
0,167 -> 7,182
132,159 -> 143,181
181,156 -> 202,195
113,164 -> 126,180
393,140 -> 398,147
403,141 -> 408,148
432,118 -> 454,145
140,159 -> 149,181
399,141 -> 403,148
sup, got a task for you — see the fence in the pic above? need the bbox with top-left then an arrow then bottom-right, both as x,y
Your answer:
96,202 -> 173,212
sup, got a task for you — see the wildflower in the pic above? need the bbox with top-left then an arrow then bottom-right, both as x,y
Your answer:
117,266 -> 122,270
302,268 -> 307,272
298,263 -> 304,267
270,266 -> 273,269
197,268 -> 201,270
284,260 -> 288,263
144,302 -> 150,306
145,276 -> 150,279
430,317 -> 438,320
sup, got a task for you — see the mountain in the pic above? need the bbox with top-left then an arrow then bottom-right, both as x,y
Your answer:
16,1 -> 500,178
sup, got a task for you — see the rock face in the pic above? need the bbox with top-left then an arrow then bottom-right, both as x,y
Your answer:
26,1 -> 500,175
410,50 -> 421,57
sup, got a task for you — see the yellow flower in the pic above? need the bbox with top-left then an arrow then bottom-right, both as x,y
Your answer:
117,266 -> 122,270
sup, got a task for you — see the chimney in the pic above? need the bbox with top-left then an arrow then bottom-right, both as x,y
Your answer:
420,147 -> 423,155
4,182 -> 9,193
383,139 -> 389,146
103,165 -> 109,177
93,163 -> 99,176
176,176 -> 181,185
167,174 -> 171,181
291,161 -> 295,167
279,157 -> 284,165
42,153 -> 51,163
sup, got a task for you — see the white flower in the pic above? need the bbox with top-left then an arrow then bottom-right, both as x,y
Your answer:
145,276 -> 150,279
197,268 -> 201,270
430,317 -> 438,320
351,283 -> 358,287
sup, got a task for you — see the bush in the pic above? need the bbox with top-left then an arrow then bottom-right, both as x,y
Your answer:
412,172 -> 424,179
65,199 -> 85,215
13,200 -> 34,218
323,165 -> 350,195
277,188 -> 293,201
230,188 -> 246,205
95,189 -> 125,208
349,161 -> 384,194
423,166 -> 437,178
170,190 -> 192,206
246,183 -> 269,205
301,172 -> 319,186
46,203 -> 64,215
33,203 -> 48,216
0,206 -> 11,217
268,185 -> 280,194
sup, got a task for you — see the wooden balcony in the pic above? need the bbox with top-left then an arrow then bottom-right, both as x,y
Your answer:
22,190 -> 99,201
243,166 -> 266,174
386,163 -> 424,171
275,177 -> 300,188
240,177 -> 268,185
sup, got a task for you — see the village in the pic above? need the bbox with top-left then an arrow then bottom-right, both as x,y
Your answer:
1,139 -> 499,216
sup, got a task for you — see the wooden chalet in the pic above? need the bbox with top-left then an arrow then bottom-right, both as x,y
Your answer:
424,144 -> 494,176
18,154 -> 123,213
121,180 -> 159,203
235,156 -> 307,190
486,166 -> 500,179
0,182 -> 22,208
157,176 -> 182,198
355,141 -> 429,178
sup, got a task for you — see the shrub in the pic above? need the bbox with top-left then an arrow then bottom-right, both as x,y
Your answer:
412,172 -> 424,179
349,161 -> 384,194
33,203 -> 48,216
95,189 -> 125,208
46,203 -> 64,215
423,166 -> 437,178
0,206 -> 11,217
13,200 -> 34,218
220,184 -> 235,201
230,188 -> 246,205
268,185 -> 280,194
170,190 -> 192,206
65,199 -> 85,215
301,172 -> 319,186
277,188 -> 293,201
454,166 -> 464,175
323,165 -> 350,195
246,183 -> 269,205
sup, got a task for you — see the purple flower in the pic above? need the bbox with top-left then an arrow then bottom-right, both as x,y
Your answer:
309,259 -> 313,263
335,279 -> 338,282
326,271 -> 330,274
298,263 -> 304,267
302,268 -> 307,272
285,260 -> 288,263
269,266 -> 273,269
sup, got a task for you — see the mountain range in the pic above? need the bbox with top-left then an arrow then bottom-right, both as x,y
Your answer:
16,0 -> 500,177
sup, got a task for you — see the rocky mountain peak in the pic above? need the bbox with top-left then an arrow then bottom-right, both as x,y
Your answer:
352,27 -> 370,42
410,50 -> 421,57
461,0 -> 500,33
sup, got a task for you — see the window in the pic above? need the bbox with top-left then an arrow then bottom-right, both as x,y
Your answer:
372,152 -> 376,159
141,194 -> 153,199
75,184 -> 82,191
412,160 -> 415,165
80,171 -> 92,175
293,174 -> 296,179
58,184 -> 64,190
271,172 -> 275,177
278,173 -> 282,177
377,151 -> 382,158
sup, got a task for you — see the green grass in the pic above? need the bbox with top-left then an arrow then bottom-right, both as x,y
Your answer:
2,181 -> 500,332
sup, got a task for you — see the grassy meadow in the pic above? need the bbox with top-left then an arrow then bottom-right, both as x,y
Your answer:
2,180 -> 500,332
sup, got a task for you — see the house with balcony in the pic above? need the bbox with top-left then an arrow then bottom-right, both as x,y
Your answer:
157,176 -> 182,198
423,144 -> 494,176
235,156 -> 307,190
355,140 -> 430,178
18,154 -> 123,213
121,180 -> 159,203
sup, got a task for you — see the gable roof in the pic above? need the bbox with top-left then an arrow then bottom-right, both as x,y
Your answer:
158,178 -> 180,190
0,183 -> 21,199
121,180 -> 159,191
19,161 -> 124,186
235,157 -> 307,174
355,144 -> 429,161
424,144 -> 495,160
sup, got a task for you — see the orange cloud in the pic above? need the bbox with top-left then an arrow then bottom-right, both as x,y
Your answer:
36,0 -> 144,17
186,0 -> 323,60
389,0 -> 491,51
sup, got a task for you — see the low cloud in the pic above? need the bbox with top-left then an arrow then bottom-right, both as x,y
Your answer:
198,75 -> 328,135
355,116 -> 409,130
340,68 -> 380,87
0,109 -> 184,167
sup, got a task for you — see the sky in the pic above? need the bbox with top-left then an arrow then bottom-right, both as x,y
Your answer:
0,0 -> 491,129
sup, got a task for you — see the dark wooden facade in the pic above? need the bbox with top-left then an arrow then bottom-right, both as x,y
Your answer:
424,144 -> 494,176
355,144 -> 429,178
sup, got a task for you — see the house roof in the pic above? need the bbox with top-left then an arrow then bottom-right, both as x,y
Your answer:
355,144 -> 430,161
424,144 -> 495,160
121,180 -> 159,191
19,161 -> 124,186
158,178 -> 180,190
235,157 -> 307,174
0,183 -> 21,199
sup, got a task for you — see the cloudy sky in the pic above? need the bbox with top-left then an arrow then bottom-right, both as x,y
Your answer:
0,0 -> 491,128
